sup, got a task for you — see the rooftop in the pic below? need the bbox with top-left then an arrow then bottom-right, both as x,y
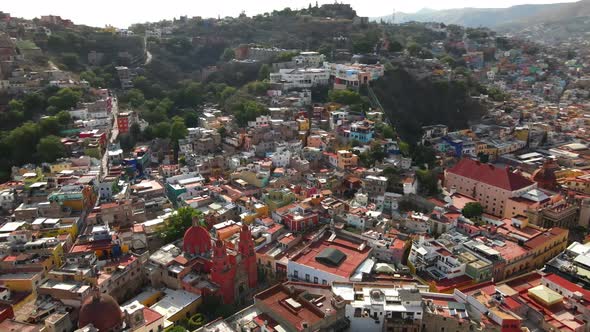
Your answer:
290,232 -> 371,279
447,158 -> 534,191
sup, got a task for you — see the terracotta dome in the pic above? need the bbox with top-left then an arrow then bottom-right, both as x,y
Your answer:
532,159 -> 559,190
183,225 -> 211,255
78,293 -> 124,331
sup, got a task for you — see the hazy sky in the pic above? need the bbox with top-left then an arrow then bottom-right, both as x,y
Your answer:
2,0 -> 580,28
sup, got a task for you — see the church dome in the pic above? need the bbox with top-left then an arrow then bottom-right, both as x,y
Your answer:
183,225 -> 211,255
78,293 -> 124,331
532,159 -> 559,190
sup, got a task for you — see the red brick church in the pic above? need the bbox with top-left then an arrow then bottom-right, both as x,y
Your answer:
182,218 -> 257,304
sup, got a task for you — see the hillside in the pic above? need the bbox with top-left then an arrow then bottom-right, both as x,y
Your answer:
372,68 -> 487,144
374,0 -> 589,28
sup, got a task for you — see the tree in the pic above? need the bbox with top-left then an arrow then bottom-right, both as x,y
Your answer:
48,88 -> 82,111
416,169 -> 439,196
245,81 -> 270,96
381,125 -> 396,139
406,42 -> 421,57
187,313 -> 206,330
220,86 -> 237,103
317,43 -> 335,60
232,99 -> 267,128
184,112 -> 199,128
3,122 -> 42,164
39,116 -> 62,136
274,51 -> 298,62
217,126 -> 227,138
221,48 -> 235,61
119,133 -> 135,151
176,82 -> 205,108
56,111 -> 71,126
123,89 -> 146,108
399,141 -> 410,157
328,89 -> 362,105
36,135 -> 65,162
170,116 -> 188,157
411,144 -> 437,169
8,99 -> 24,113
159,206 -> 203,243
61,53 -> 80,70
370,143 -> 386,164
130,123 -> 141,140
462,202 -> 484,219
200,295 -> 236,320
152,122 -> 172,139
388,40 -> 403,52
258,64 -> 271,81
163,327 -> 186,332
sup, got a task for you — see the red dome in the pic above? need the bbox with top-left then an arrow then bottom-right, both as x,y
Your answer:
183,225 -> 211,255
532,159 -> 559,190
78,293 -> 123,331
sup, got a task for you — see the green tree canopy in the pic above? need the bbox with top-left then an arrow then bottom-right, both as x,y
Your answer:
258,64 -> 271,81
159,206 -> 203,243
231,99 -> 267,128
416,169 -> 439,196
188,313 -> 206,330
462,202 -> 484,219
48,88 -> 82,111
36,135 -> 66,162
122,89 -> 146,109
221,48 -> 235,61
328,89 -> 362,105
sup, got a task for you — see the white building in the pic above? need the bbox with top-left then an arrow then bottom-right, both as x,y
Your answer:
68,108 -> 89,121
403,176 -> 418,195
269,68 -> 330,90
248,115 -> 271,128
149,289 -> 201,328
293,51 -> 326,68
270,148 -> 291,168
0,189 -> 16,212
332,283 -> 426,332
408,236 -> 466,281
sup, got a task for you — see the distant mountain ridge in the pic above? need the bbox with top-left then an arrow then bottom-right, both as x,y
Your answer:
374,0 -> 590,28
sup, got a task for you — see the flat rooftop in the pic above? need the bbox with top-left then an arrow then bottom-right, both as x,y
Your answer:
290,232 -> 371,279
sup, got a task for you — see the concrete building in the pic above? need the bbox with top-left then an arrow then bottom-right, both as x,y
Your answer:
444,159 -> 536,217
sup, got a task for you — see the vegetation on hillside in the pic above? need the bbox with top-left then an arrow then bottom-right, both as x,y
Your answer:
372,68 -> 487,143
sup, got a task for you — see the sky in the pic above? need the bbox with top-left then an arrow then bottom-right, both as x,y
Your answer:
1,0 -> 580,28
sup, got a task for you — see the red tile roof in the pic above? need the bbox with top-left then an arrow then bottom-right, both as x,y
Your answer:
447,158 -> 534,191
143,307 -> 162,326
544,274 -> 590,300
289,233 -> 371,279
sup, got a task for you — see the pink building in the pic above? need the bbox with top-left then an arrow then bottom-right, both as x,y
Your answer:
444,159 -> 536,217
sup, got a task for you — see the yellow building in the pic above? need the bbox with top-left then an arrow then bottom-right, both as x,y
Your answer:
526,228 -> 568,270
48,162 -> 72,174
240,202 -> 269,224
297,117 -> 310,131
514,126 -> 530,142
230,170 -> 269,188
0,271 -> 44,292
36,218 -> 79,239
149,289 -> 202,328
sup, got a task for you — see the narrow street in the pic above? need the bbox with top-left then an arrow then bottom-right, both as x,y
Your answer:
100,97 -> 119,180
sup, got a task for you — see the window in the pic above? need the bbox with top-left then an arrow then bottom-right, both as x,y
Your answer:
322,279 -> 327,285
313,277 -> 318,284
294,270 -> 298,278
305,274 -> 310,282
